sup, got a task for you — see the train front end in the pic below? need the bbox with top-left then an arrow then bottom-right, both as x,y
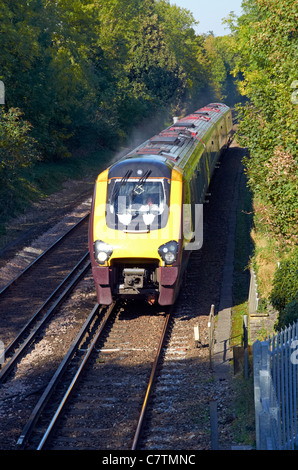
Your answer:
89,156 -> 184,306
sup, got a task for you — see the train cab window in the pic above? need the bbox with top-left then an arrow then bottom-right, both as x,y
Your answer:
106,178 -> 170,231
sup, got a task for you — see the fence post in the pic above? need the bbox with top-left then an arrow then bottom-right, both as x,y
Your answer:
249,267 -> 259,314
0,81 -> 5,104
208,305 -> 215,368
0,340 -> 4,366
209,400 -> 219,450
243,315 -> 248,379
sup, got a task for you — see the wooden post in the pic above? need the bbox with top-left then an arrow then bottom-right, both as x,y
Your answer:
209,400 -> 219,450
243,315 -> 248,379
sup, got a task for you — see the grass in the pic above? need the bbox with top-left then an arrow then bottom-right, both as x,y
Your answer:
250,198 -> 281,303
229,371 -> 256,446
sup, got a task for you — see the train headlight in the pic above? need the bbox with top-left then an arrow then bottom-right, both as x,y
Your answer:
158,241 -> 178,265
94,240 -> 113,265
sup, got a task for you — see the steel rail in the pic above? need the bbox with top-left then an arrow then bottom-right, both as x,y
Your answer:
131,306 -> 173,450
0,253 -> 91,384
4,251 -> 90,359
0,213 -> 89,297
36,302 -> 117,450
16,302 -> 116,450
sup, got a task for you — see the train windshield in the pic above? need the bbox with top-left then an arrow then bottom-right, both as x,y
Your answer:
106,178 -> 170,231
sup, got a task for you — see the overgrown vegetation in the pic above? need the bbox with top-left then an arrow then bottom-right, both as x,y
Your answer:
228,0 -> 298,327
270,248 -> 298,328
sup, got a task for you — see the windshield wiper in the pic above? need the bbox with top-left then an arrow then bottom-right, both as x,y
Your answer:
111,170 -> 132,204
132,169 -> 151,196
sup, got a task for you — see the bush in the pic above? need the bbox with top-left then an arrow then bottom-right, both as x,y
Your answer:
282,298 -> 298,327
270,248 -> 298,328
0,107 -> 40,186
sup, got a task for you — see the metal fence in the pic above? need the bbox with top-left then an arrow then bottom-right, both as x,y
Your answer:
253,321 -> 298,450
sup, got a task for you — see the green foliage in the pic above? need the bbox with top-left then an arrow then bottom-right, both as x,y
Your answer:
0,0 -> 219,160
282,300 -> 298,328
0,107 -> 40,184
126,6 -> 187,114
154,1 -> 208,106
270,248 -> 298,328
200,34 -> 243,105
0,0 -> 242,227
231,0 -> 298,245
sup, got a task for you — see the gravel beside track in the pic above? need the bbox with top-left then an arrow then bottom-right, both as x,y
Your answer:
138,141 -> 244,450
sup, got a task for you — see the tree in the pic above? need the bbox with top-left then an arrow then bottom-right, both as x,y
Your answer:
0,0 -> 246,163
201,34 -> 243,105
270,247 -> 298,328
154,0 -> 207,108
231,0 -> 298,244
126,2 -> 187,115
0,107 -> 40,187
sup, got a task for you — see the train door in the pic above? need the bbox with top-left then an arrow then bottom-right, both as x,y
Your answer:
197,151 -> 209,203
218,118 -> 227,149
210,132 -> 219,172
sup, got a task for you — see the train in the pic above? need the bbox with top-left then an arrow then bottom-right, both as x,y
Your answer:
88,103 -> 233,306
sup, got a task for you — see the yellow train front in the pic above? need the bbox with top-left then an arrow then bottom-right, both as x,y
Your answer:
89,155 -> 186,305
89,102 -> 233,305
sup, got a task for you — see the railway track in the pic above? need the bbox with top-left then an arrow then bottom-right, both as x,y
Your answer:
16,301 -> 172,450
0,214 -> 90,360
16,302 -> 115,449
0,212 -> 97,449
15,287 -> 218,451
0,252 -> 90,383
0,214 -> 89,296
0,205 -> 221,451
0,208 -> 216,451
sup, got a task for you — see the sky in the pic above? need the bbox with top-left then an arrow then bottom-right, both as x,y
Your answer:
168,0 -> 244,36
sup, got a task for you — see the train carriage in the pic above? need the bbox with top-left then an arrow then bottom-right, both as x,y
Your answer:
89,103 -> 233,305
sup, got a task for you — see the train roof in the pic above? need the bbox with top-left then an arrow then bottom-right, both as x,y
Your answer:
108,155 -> 173,179
122,103 -> 231,173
